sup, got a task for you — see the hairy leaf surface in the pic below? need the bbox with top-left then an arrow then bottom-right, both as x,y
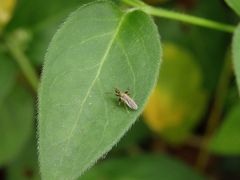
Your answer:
38,1 -> 161,179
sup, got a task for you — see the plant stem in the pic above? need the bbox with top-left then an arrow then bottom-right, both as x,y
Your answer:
122,0 -> 236,33
196,52 -> 232,171
5,37 -> 39,92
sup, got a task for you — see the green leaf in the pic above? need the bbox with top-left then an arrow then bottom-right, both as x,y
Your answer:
82,154 -> 205,180
233,24 -> 240,94
0,84 -> 34,166
38,1 -> 161,179
211,104 -> 240,155
225,0 -> 240,16
0,54 -> 17,105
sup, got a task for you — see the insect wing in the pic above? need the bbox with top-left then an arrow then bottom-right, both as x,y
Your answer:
121,94 -> 138,110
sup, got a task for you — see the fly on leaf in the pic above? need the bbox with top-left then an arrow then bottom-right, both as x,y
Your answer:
115,88 -> 138,110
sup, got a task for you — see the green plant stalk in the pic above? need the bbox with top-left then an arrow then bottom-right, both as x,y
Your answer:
6,38 -> 39,92
122,0 -> 236,33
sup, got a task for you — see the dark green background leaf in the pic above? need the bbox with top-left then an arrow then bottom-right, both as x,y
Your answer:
7,137 -> 40,180
0,84 -> 34,166
38,1 -> 161,179
115,118 -> 150,150
211,103 -> 240,155
82,154 -> 205,180
0,54 -> 17,105
7,0 -> 81,29
7,0 -> 94,65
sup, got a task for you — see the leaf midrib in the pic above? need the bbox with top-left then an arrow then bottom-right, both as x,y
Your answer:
56,11 -> 130,172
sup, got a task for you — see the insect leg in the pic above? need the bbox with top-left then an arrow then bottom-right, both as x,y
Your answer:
125,90 -> 130,95
118,98 -> 122,105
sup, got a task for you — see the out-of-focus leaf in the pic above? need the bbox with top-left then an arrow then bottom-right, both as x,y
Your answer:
190,0 -> 231,92
6,0 -> 94,65
0,84 -> 34,166
225,0 -> 240,16
7,0 -> 83,29
0,53 -> 16,105
0,0 -> 16,31
144,43 -> 207,144
233,24 -> 240,94
82,154 -> 205,180
211,104 -> 240,155
115,118 -> 150,150
38,1 -> 161,179
155,0 -> 231,93
7,137 -> 40,180
27,21 -> 62,65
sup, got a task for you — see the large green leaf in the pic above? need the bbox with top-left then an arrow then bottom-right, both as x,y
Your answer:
211,104 -> 240,155
0,84 -> 34,166
225,0 -> 240,16
233,24 -> 240,93
38,1 -> 161,179
82,154 -> 205,180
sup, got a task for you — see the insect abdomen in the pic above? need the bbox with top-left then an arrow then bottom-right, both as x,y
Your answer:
121,94 -> 138,110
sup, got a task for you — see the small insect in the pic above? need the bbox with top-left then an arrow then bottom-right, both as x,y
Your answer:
115,88 -> 138,110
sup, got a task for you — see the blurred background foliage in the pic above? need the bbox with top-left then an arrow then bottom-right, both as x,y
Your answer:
0,0 -> 240,179
144,43 -> 207,144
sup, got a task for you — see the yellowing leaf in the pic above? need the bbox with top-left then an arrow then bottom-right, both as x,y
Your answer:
144,88 -> 186,131
144,43 -> 207,144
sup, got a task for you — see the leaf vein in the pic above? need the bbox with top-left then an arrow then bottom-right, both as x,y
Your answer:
53,31 -> 114,64
56,12 -> 129,172
117,40 -> 136,96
